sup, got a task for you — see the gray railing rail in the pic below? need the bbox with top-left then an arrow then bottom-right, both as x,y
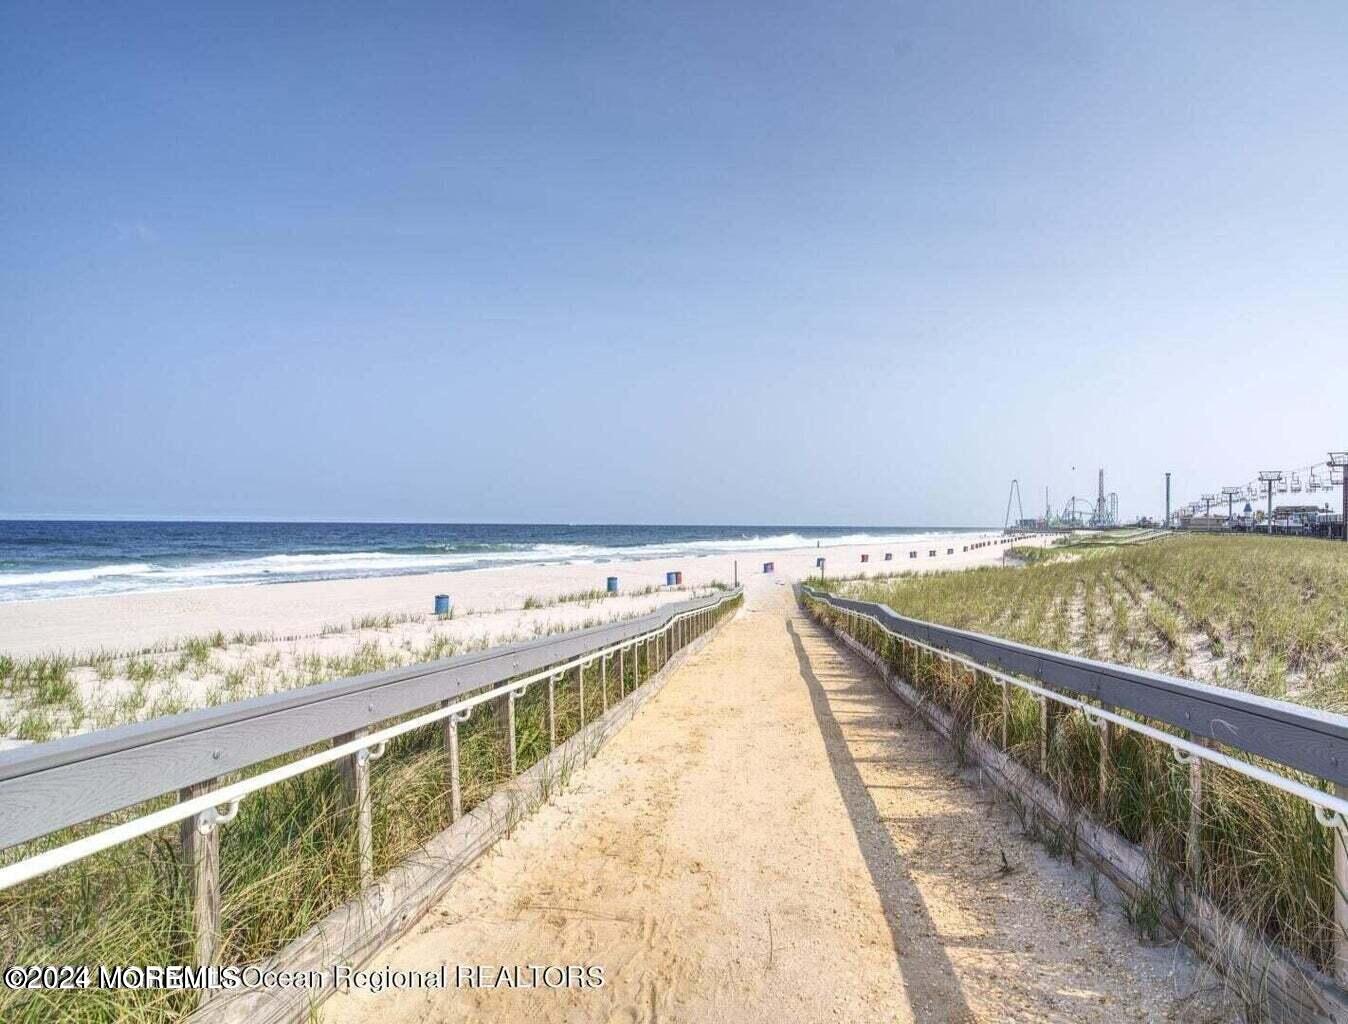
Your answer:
799,584 -> 1348,789
0,587 -> 741,852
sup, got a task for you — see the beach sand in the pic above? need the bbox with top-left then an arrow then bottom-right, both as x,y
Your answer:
0,532 -> 1050,743
0,533 -> 1041,659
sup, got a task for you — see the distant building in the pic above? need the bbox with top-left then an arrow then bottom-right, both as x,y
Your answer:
1177,514 -> 1228,532
1266,504 -> 1334,535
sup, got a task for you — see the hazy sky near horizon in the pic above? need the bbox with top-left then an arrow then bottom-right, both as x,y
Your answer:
4,3 -> 1347,525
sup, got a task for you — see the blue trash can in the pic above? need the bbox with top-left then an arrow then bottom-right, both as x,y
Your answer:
666,571 -> 677,586
434,594 -> 451,616
763,561 -> 774,573
606,576 -> 619,593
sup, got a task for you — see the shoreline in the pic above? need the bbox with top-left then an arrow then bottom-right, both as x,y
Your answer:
0,533 -> 1041,659
0,530 -> 1051,749
0,526 -> 995,605
0,532 -> 1051,746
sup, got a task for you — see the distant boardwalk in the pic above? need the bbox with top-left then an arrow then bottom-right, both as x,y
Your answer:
322,583 -> 1224,1024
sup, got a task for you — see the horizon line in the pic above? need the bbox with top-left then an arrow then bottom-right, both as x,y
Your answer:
0,515 -> 997,529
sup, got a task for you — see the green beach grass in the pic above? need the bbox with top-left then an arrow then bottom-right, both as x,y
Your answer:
0,585 -> 729,745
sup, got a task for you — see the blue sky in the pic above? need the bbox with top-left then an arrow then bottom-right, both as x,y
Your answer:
3,2 -> 1347,524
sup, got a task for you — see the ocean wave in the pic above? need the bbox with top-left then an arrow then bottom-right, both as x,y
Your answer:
0,562 -> 159,587
157,546 -> 592,579
608,531 -> 962,554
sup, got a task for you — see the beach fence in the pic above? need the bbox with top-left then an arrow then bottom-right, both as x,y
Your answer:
0,588 -> 742,1022
798,583 -> 1348,1022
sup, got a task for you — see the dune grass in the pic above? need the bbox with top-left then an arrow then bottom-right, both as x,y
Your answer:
0,594 -> 740,1023
0,588 -> 728,746
805,533 -> 1347,975
519,582 -> 697,611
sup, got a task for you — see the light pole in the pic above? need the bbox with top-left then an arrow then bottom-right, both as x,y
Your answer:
1258,471 -> 1284,535
1222,486 -> 1241,526
1165,472 -> 1171,528
1330,453 -> 1348,542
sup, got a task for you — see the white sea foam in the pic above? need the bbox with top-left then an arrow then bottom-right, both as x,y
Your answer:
0,562 -> 159,587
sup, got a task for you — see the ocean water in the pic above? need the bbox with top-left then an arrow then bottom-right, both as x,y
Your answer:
0,521 -> 988,603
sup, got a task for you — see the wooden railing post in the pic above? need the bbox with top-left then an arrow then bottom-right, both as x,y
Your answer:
1187,739 -> 1208,881
1000,681 -> 1010,750
443,707 -> 463,823
335,730 -> 374,888
1098,716 -> 1114,813
578,662 -> 586,725
179,780 -> 220,969
618,645 -> 625,698
1039,697 -> 1051,775
601,653 -> 608,713
502,692 -> 518,776
546,676 -> 556,751
1335,783 -> 1348,985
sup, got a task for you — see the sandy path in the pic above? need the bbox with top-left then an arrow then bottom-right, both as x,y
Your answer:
322,583 -> 1217,1024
